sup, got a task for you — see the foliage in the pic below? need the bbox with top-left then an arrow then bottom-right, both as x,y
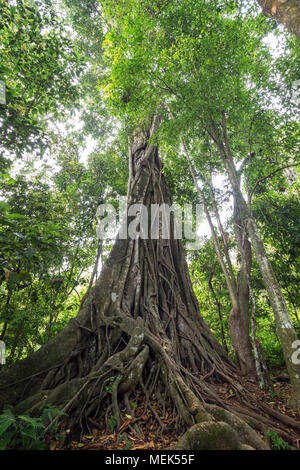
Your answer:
0,403 -> 66,450
266,430 -> 291,450
108,415 -> 117,433
189,241 -> 232,354
0,135 -> 129,362
119,432 -> 132,450
0,0 -> 83,166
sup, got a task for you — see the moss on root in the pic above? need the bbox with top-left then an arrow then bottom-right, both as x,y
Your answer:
171,404 -> 271,450
173,421 -> 242,450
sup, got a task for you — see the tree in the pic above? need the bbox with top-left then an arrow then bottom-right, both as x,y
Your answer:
175,138 -> 256,377
256,0 -> 300,39
1,0 -> 299,450
100,0 -> 300,408
0,169 -> 92,361
1,118 -> 299,448
209,112 -> 300,408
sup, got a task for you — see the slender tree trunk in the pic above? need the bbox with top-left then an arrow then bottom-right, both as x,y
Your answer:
229,197 -> 256,377
181,139 -> 255,376
207,277 -> 229,353
210,114 -> 300,409
246,215 -> 300,407
249,280 -> 265,390
207,171 -> 236,286
87,239 -> 102,292
0,293 -> 11,341
248,273 -> 273,392
256,0 -> 300,39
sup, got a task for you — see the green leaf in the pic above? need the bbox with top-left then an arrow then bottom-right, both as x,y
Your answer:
108,415 -> 117,433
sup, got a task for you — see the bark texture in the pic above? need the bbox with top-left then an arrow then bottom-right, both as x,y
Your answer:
256,0 -> 300,39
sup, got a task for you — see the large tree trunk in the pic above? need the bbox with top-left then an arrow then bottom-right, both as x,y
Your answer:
0,118 -> 297,448
256,0 -> 300,39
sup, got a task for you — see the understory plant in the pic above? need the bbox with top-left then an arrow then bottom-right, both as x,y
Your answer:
0,404 -> 66,450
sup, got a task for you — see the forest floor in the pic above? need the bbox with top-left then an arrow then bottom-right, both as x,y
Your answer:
51,369 -> 300,451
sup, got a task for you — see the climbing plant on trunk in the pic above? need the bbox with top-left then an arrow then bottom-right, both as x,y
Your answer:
99,0 -> 299,408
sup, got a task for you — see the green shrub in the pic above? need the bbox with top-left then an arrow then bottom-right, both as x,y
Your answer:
0,404 -> 66,450
266,430 -> 291,450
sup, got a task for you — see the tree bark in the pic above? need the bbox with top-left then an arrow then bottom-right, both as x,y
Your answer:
256,0 -> 300,39
229,197 -> 256,377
